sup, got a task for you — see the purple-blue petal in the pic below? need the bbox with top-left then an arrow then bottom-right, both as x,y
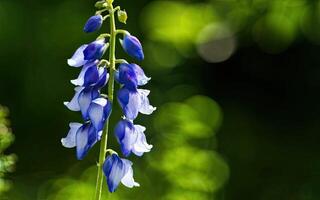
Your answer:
117,63 -> 138,91
76,123 -> 99,160
94,67 -> 109,89
129,64 -> 150,86
78,88 -> 100,120
83,65 -> 99,87
117,87 -> 141,120
88,98 -> 112,131
114,120 -> 136,157
83,40 -> 106,61
103,154 -> 126,192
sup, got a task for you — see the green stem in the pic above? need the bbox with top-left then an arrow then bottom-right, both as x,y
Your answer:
94,4 -> 117,200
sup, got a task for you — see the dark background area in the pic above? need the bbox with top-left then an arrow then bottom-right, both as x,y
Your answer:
0,0 -> 320,199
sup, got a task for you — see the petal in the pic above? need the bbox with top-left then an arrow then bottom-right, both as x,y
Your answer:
132,125 -> 153,156
78,88 -> 100,120
103,155 -> 115,178
94,67 -> 109,89
88,98 -> 108,131
106,154 -> 126,192
83,65 -> 99,86
114,120 -> 136,157
130,64 -> 150,86
76,123 -> 99,160
118,63 -> 138,91
118,88 -> 141,120
67,44 -> 88,67
121,159 -> 140,188
61,122 -> 82,148
83,39 -> 106,61
138,89 -> 156,115
64,87 -> 84,111
70,62 -> 98,86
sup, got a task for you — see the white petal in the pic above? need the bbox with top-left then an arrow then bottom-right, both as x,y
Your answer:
121,160 -> 140,188
67,45 -> 88,67
88,102 -> 104,131
92,97 -> 108,106
132,125 -> 152,156
138,89 -> 156,115
61,123 -> 82,148
64,87 -> 84,111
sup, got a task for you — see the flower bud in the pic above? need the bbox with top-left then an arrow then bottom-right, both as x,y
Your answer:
117,10 -> 127,24
83,15 -> 103,33
95,0 -> 107,9
121,35 -> 144,61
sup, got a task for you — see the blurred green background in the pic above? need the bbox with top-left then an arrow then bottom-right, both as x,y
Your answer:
1,0 -> 320,199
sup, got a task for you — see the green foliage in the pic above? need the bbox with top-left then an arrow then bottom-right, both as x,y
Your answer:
0,106 -> 16,194
150,95 -> 229,200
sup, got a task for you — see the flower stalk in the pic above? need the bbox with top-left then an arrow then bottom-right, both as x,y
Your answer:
94,4 -> 116,200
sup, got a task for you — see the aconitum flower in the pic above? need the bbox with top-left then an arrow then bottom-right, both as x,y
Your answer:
61,122 -> 102,160
62,1 -> 155,196
103,154 -> 139,192
117,88 -> 156,120
83,15 -> 103,33
122,35 -> 144,61
115,63 -> 150,90
115,119 -> 152,157
67,39 -> 107,67
71,62 -> 109,88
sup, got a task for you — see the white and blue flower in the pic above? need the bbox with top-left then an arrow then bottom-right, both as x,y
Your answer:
103,154 -> 139,192
114,119 -> 152,157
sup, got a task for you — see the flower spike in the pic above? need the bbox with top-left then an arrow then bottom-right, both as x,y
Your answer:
62,0 -> 154,197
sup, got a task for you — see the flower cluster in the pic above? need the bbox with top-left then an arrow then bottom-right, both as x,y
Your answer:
62,39 -> 111,160
61,1 -> 155,194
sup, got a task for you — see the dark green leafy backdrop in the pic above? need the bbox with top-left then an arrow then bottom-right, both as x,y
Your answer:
1,0 -> 320,199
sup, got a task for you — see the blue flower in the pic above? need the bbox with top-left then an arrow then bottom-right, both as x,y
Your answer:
121,35 -> 144,61
61,122 -> 102,160
115,63 -> 150,90
114,119 -> 152,157
71,62 -> 109,88
83,15 -> 103,33
117,88 -> 156,120
67,40 -> 106,67
88,98 -> 112,132
103,154 -> 139,192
